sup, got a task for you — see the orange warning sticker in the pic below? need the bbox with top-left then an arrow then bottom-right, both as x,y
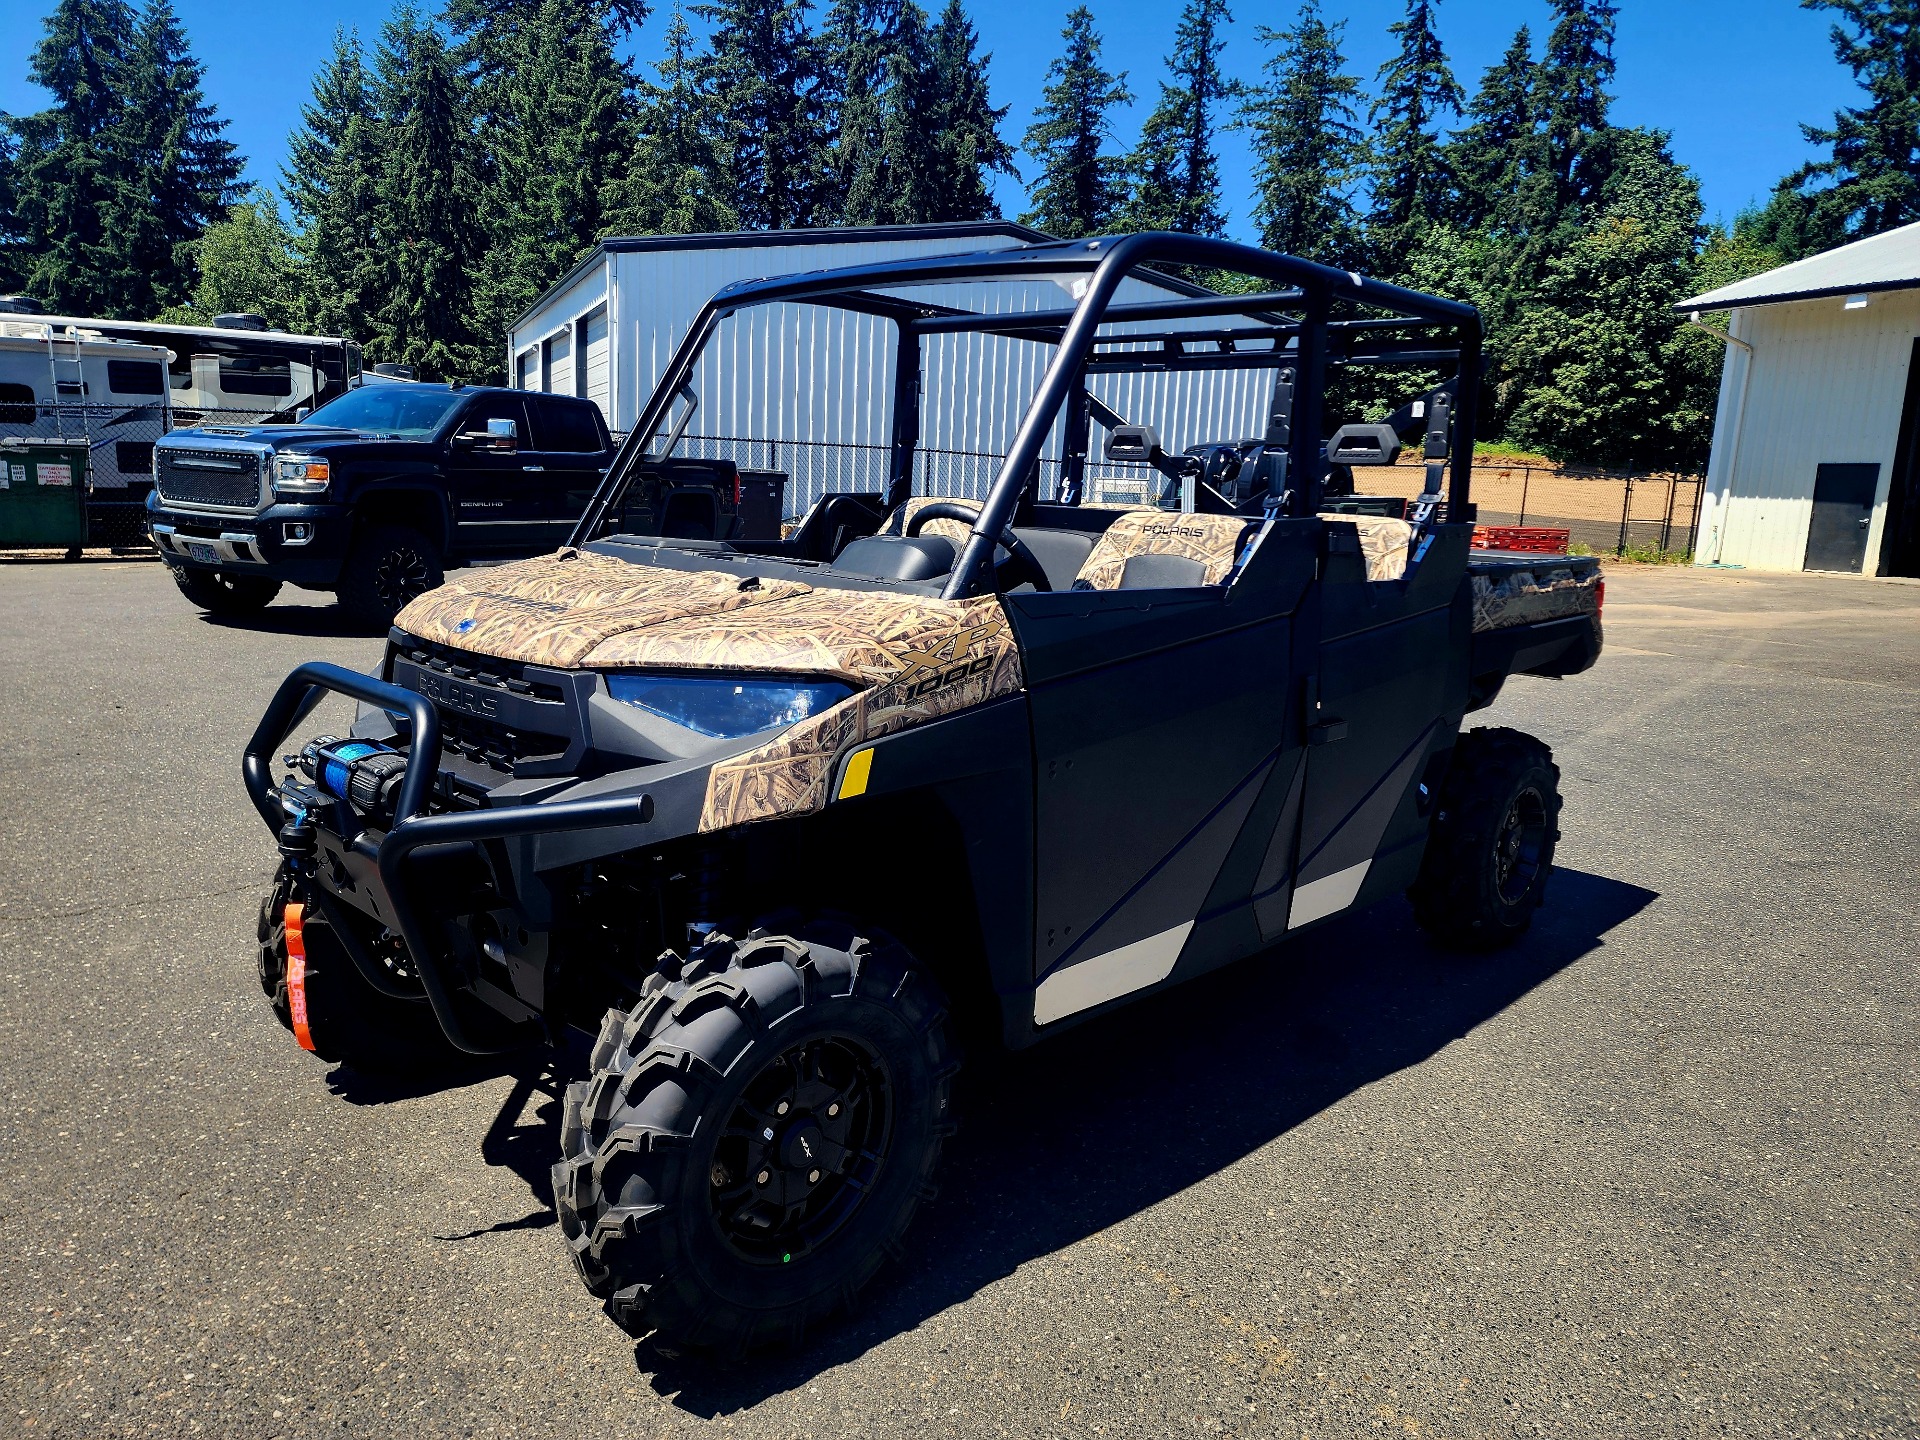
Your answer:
284,902 -> 316,1052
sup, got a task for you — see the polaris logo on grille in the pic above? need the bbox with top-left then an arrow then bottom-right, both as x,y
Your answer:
414,672 -> 501,718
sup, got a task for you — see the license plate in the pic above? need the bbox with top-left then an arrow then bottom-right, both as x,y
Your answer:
186,542 -> 218,564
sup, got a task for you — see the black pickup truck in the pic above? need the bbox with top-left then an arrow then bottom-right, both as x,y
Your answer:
147,384 -> 775,627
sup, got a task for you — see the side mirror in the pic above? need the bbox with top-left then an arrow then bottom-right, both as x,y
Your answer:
1105,424 -> 1162,463
486,417 -> 518,447
293,406 -> 310,423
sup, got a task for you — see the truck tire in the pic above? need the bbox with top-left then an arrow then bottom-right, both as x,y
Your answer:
173,565 -> 281,615
1410,727 -> 1561,950
554,917 -> 957,1353
336,523 -> 442,629
254,863 -> 465,1077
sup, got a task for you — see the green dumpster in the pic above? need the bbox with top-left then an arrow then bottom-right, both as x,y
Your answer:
0,439 -> 90,551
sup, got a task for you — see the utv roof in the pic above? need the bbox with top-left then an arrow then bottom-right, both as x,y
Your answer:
704,232 -> 1481,338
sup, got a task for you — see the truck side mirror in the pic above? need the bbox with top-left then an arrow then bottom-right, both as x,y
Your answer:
486,417 -> 518,447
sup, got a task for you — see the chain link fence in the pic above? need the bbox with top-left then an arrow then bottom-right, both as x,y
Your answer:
1361,461 -> 1707,557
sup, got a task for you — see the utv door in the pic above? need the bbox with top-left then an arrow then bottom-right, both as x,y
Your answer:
1286,525 -> 1473,933
445,393 -> 542,552
1002,523 -> 1319,1029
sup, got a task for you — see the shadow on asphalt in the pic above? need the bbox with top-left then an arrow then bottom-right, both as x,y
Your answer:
641,865 -> 1656,1414
200,604 -> 383,640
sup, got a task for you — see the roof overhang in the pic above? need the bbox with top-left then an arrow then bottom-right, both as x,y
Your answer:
1675,219 -> 1920,313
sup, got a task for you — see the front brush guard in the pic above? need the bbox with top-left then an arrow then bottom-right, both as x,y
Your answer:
244,661 -> 652,1054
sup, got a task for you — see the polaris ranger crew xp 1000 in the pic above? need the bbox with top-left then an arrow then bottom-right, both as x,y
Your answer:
242,234 -> 1602,1352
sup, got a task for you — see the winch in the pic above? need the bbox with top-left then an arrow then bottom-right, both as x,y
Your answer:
292,735 -> 410,825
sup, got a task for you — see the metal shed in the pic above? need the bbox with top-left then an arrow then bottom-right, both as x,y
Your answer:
506,224 -> 1291,520
1681,222 -> 1920,577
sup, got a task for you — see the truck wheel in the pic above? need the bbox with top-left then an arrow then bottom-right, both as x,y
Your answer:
1410,727 -> 1561,950
254,863 -> 465,1077
337,524 -> 442,628
554,917 -> 957,1353
173,565 -> 282,615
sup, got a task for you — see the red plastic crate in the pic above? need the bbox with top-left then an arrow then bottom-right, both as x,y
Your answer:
1472,525 -> 1571,554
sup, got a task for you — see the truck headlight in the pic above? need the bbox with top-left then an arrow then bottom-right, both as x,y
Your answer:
274,455 -> 330,494
606,674 -> 854,738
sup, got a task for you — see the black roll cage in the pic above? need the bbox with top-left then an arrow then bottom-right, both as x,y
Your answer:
568,231 -> 1483,600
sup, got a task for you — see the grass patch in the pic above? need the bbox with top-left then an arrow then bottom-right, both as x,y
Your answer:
1570,541 -> 1693,565
1473,441 -> 1558,467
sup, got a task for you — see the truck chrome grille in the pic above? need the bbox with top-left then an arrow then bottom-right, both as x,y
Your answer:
155,447 -> 265,509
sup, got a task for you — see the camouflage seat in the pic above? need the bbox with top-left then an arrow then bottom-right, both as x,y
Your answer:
1336,514 -> 1413,583
1072,511 -> 1257,591
879,496 -> 975,549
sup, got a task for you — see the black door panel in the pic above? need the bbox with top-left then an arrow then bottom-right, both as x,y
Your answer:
1804,462 -> 1879,573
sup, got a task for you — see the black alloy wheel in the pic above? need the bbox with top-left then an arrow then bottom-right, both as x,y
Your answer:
337,523 -> 443,629
708,1034 -> 892,1266
1492,783 -> 1551,906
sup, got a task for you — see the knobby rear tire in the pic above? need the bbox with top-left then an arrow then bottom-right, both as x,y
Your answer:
1410,727 -> 1562,950
553,915 -> 957,1354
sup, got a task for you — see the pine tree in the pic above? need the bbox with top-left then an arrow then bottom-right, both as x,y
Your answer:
467,0 -> 635,358
1019,6 -> 1132,238
923,0 -> 1016,221
611,1 -> 738,234
284,29 -> 370,231
116,0 -> 245,314
4,0 -> 142,314
819,0 -> 945,224
1119,0 -> 1236,237
1363,0 -> 1463,276
0,128 -> 24,292
284,34 -> 385,342
1444,25 -> 1534,230
694,0 -> 829,230
1531,0 -> 1619,230
1780,0 -> 1920,246
369,6 -> 484,379
1238,0 -> 1363,264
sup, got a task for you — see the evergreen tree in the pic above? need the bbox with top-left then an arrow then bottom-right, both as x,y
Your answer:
1118,0 -> 1236,237
923,0 -> 1017,221
284,33 -> 385,342
611,1 -> 738,234
467,0 -> 635,359
694,0 -> 829,229
820,0 -> 944,224
369,6 -> 484,379
1733,179 -> 1847,263
1363,0 -> 1463,276
1444,25 -> 1534,230
1238,0 -> 1363,264
1530,0 -> 1619,231
1778,0 -> 1920,247
1019,6 -> 1132,237
116,0 -> 245,314
0,123 -> 27,293
4,0 -> 142,314
166,186 -> 308,329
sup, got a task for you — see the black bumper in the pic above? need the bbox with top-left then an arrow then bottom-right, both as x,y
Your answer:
245,662 -> 654,1054
147,495 -> 352,588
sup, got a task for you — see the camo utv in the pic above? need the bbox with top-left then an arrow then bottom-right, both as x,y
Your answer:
244,233 -> 1602,1352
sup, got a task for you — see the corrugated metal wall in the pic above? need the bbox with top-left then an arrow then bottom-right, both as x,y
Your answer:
512,236 -> 1285,518
1699,289 -> 1920,575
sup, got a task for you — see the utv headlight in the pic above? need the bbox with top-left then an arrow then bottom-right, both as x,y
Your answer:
606,674 -> 854,739
273,455 -> 330,494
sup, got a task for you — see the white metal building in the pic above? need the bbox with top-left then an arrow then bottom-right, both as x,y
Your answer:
505,224 -> 1291,518
1682,222 -> 1920,577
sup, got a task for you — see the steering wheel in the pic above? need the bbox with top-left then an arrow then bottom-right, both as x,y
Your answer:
905,501 -> 1053,593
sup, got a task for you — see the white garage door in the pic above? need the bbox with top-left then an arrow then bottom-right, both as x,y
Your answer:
515,349 -> 536,390
544,329 -> 573,396
583,308 -> 609,421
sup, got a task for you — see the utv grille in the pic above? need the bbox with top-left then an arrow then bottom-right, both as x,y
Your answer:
400,641 -> 569,704
155,447 -> 266,509
392,639 -> 579,778
438,711 -> 569,774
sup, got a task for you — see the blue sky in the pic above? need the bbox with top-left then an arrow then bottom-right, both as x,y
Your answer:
0,0 -> 1867,238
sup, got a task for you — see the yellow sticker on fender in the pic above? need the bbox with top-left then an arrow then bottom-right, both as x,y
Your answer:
837,748 -> 874,800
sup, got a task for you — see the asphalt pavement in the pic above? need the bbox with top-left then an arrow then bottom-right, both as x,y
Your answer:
1,556 -> 1915,1439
